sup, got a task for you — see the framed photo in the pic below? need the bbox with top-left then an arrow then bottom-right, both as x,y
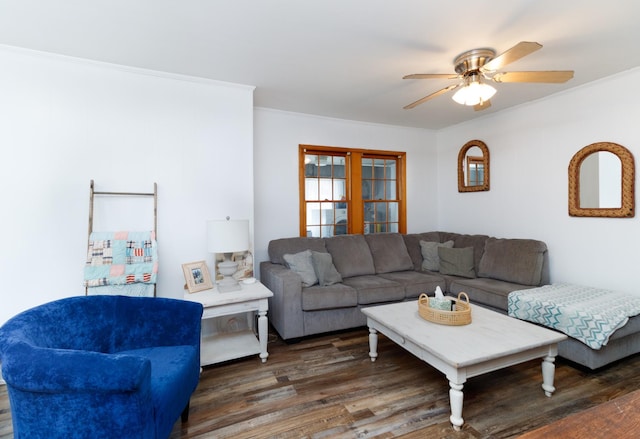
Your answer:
182,261 -> 213,293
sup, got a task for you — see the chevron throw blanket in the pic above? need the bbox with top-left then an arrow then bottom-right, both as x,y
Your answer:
508,283 -> 640,350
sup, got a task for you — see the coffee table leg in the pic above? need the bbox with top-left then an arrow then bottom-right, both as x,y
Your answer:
449,381 -> 464,431
541,355 -> 557,397
368,327 -> 378,362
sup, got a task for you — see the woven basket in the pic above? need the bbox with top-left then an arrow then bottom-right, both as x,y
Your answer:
418,292 -> 471,326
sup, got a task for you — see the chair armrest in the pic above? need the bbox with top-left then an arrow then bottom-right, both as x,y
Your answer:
2,342 -> 150,393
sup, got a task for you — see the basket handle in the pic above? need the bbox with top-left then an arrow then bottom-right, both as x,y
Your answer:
457,292 -> 469,304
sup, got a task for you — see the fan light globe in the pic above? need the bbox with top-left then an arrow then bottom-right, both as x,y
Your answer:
452,82 -> 496,106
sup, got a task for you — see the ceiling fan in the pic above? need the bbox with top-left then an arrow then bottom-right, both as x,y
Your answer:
403,41 -> 574,111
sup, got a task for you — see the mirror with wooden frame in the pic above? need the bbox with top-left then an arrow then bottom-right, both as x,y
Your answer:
568,142 -> 635,217
458,140 -> 490,192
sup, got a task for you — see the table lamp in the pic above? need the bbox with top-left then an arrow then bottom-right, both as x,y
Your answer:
207,217 -> 249,292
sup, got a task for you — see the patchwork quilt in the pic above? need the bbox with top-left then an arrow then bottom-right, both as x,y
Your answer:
84,231 -> 158,288
508,283 -> 640,349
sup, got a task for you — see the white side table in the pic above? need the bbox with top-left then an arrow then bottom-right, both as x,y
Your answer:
183,280 -> 273,366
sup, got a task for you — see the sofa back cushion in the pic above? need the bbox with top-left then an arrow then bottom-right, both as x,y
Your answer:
268,237 -> 327,266
365,233 -> 414,274
477,238 -> 547,286
325,235 -> 375,278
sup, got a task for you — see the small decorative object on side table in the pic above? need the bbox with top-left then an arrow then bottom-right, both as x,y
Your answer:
182,279 -> 273,366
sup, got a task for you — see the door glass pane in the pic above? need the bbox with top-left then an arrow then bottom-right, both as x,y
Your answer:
306,202 -> 321,226
305,155 -> 318,177
305,178 -> 318,200
334,202 -> 348,235
334,179 -> 346,201
333,156 -> 346,178
374,159 -> 385,176
385,160 -> 396,179
388,202 -> 398,222
362,158 -> 373,178
373,180 -> 385,200
319,179 -> 333,200
364,201 -> 374,222
375,202 -> 387,222
306,225 -> 320,238
362,180 -> 372,200
386,181 -> 396,199
388,223 -> 399,233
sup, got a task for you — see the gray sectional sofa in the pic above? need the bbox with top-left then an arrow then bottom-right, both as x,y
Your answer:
260,231 -> 640,370
260,231 -> 548,340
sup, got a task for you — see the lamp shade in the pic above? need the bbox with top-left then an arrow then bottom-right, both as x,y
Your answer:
207,219 -> 249,253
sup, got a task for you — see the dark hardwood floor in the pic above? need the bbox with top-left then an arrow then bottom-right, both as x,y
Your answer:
2,326 -> 640,438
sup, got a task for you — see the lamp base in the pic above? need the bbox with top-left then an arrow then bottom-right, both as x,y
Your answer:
217,258 -> 241,293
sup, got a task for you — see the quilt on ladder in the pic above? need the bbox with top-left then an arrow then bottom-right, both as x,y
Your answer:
84,231 -> 158,288
508,283 -> 640,349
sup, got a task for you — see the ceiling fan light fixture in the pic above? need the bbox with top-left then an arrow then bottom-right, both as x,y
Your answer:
452,81 -> 496,106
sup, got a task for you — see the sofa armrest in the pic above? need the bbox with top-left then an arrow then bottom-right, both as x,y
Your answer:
2,342 -> 150,393
260,261 -> 305,340
114,297 -> 203,352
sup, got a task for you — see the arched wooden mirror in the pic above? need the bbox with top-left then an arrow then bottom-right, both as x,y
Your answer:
458,140 -> 490,192
568,142 -> 635,217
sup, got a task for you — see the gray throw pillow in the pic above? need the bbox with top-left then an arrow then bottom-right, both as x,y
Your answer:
438,246 -> 476,278
311,251 -> 343,286
420,240 -> 454,271
283,249 -> 318,287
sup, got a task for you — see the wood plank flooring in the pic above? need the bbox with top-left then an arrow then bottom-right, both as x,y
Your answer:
2,327 -> 640,438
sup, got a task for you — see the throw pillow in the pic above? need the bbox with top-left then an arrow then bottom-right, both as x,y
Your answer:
311,251 -> 343,286
283,249 -> 318,287
438,246 -> 476,278
420,240 -> 454,271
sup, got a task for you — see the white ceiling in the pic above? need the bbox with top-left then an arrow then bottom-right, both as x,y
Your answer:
1,0 -> 639,129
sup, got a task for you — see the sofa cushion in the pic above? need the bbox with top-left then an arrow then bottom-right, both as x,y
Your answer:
477,238 -> 547,286
379,271 -> 445,299
283,250 -> 318,287
438,247 -> 476,278
420,240 -> 454,271
325,235 -> 376,278
268,237 -> 327,266
301,283 -> 358,311
311,251 -> 342,286
365,233 -> 414,274
448,277 -> 532,311
342,275 -> 405,304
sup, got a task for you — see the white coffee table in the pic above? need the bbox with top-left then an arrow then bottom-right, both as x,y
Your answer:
362,300 -> 567,430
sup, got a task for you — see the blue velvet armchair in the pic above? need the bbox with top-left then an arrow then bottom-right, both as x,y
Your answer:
0,295 -> 203,439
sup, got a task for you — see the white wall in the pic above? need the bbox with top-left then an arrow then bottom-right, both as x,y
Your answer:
436,67 -> 640,293
0,46 -> 255,325
253,109 -> 438,273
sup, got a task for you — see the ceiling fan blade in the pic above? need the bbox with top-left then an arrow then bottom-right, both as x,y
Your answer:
403,73 -> 458,80
492,71 -> 574,83
474,100 -> 492,111
403,84 -> 460,109
481,41 -> 542,72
